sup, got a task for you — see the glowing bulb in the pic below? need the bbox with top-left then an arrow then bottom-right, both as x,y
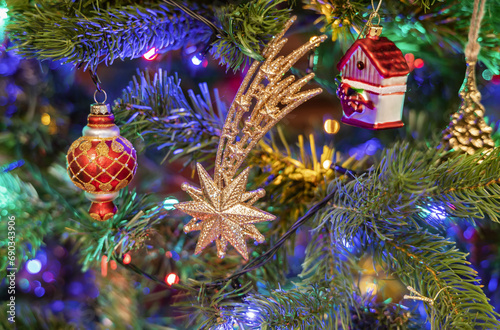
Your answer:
414,58 -> 424,69
191,55 -> 203,66
246,310 -> 257,321
322,160 -> 332,169
0,7 -> 7,20
41,113 -> 51,125
324,119 -> 340,134
26,259 -> 42,274
110,260 -> 117,270
165,273 -> 179,286
143,47 -> 158,61
101,255 -> 108,277
163,197 -> 179,210
123,253 -> 131,264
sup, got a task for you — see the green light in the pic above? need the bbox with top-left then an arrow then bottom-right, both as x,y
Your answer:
163,197 -> 179,210
482,69 -> 493,81
0,7 -> 7,20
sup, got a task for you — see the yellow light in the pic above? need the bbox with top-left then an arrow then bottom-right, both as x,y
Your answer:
324,119 -> 340,134
322,160 -> 332,169
41,113 -> 51,126
365,282 -> 378,295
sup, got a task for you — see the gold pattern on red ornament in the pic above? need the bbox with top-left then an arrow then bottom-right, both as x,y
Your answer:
66,99 -> 137,221
336,6 -> 410,130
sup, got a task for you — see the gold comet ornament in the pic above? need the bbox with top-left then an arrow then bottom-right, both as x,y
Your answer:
174,16 -> 327,259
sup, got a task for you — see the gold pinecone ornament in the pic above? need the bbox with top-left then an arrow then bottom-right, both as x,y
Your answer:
441,61 -> 495,154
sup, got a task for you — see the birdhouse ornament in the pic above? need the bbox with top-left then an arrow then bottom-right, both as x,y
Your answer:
336,24 -> 410,130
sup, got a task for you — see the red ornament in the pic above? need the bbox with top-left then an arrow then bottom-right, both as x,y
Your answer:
336,26 -> 410,130
66,102 -> 137,221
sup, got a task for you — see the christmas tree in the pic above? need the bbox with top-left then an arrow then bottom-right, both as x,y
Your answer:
1,0 -> 500,329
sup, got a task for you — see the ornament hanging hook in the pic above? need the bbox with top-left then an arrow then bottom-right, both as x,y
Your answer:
93,89 -> 107,104
357,0 -> 383,39
89,69 -> 107,104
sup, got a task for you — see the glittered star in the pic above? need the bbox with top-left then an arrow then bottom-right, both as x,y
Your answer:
175,163 -> 275,260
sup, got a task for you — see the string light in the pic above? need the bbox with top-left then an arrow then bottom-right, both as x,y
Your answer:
191,54 -> 203,66
101,255 -> 108,277
143,47 -> 158,61
165,273 -> 179,286
322,160 -> 332,169
163,197 -> 179,210
123,253 -> 131,264
324,119 -> 340,134
41,113 -> 51,125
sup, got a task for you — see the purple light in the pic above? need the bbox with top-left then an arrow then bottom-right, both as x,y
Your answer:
191,54 -> 202,66
34,286 -> 45,297
69,281 -> 83,296
42,271 -> 55,283
26,259 -> 42,274
463,226 -> 475,240
51,300 -> 64,312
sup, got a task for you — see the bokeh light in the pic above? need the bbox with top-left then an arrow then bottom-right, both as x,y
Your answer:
26,259 -> 42,274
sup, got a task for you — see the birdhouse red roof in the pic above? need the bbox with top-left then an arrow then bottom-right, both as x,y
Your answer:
337,36 -> 410,78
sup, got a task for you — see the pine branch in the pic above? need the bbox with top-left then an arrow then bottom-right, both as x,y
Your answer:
113,69 -> 224,167
378,231 -> 498,329
69,189 -> 165,269
6,0 -> 210,70
309,143 -> 500,328
211,0 -> 291,71
6,0 -> 291,71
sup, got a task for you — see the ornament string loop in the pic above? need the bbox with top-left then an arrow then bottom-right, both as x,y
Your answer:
357,0 -> 384,40
93,89 -> 107,104
89,69 -> 103,93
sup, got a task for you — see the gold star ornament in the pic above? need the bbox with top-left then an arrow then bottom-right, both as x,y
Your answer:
175,16 -> 326,259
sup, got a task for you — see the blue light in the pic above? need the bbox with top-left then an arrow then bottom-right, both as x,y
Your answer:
489,275 -> 498,292
191,55 -> 203,66
51,300 -> 64,312
34,286 -> 45,297
19,278 -> 30,291
26,259 -> 42,274
163,197 -> 179,210
246,310 -> 257,321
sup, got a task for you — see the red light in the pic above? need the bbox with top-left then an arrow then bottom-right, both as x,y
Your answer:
101,255 -> 108,277
123,253 -> 131,264
143,47 -> 158,61
414,58 -> 424,69
165,273 -> 179,286
165,251 -> 172,258
404,53 -> 415,71
492,75 -> 500,85
110,260 -> 117,270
